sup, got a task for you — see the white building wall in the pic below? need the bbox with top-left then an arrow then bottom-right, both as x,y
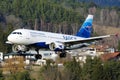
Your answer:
0,52 -> 3,61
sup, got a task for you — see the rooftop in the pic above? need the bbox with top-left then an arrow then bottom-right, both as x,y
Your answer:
100,52 -> 120,61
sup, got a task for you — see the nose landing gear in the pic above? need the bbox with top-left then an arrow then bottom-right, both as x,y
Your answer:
58,51 -> 66,58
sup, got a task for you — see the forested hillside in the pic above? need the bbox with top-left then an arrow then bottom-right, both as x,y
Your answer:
50,0 -> 120,28
0,0 -> 120,32
0,0 -> 84,34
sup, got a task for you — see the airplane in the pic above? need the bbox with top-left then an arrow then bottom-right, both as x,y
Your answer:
6,14 -> 111,59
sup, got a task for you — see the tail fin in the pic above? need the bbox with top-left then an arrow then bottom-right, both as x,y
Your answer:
76,15 -> 93,38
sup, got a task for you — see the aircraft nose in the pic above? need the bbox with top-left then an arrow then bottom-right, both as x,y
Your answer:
7,35 -> 14,42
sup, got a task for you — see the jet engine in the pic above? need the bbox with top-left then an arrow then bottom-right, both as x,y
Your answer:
49,42 -> 65,51
12,44 -> 28,52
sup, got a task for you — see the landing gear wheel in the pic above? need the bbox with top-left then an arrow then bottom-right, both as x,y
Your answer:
12,44 -> 28,53
59,53 -> 66,58
35,54 -> 42,59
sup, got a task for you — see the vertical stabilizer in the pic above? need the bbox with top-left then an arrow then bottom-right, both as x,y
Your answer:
76,15 -> 93,38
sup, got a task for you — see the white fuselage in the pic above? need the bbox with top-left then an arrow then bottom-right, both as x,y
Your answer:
7,29 -> 85,45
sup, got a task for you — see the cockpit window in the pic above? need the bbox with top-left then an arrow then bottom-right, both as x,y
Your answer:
12,32 -> 22,35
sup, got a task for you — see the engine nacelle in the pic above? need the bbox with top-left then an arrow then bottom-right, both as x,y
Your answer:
49,42 -> 65,51
12,44 -> 28,52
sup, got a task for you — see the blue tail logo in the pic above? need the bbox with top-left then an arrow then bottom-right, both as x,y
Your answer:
76,15 -> 93,38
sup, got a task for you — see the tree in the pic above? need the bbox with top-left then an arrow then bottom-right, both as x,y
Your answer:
81,56 -> 104,80
90,57 -> 104,80
0,70 -> 4,80
3,24 -> 14,53
63,57 -> 81,80
39,59 -> 61,80
103,61 -> 120,80
5,71 -> 32,80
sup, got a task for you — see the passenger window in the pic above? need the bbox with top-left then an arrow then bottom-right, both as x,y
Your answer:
12,32 -> 17,34
17,32 -> 22,35
12,32 -> 22,35
20,32 -> 22,35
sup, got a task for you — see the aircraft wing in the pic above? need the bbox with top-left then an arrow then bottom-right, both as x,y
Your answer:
63,35 -> 111,45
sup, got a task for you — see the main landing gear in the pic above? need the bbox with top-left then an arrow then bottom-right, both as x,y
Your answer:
59,51 -> 67,58
35,49 -> 42,59
35,54 -> 42,59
